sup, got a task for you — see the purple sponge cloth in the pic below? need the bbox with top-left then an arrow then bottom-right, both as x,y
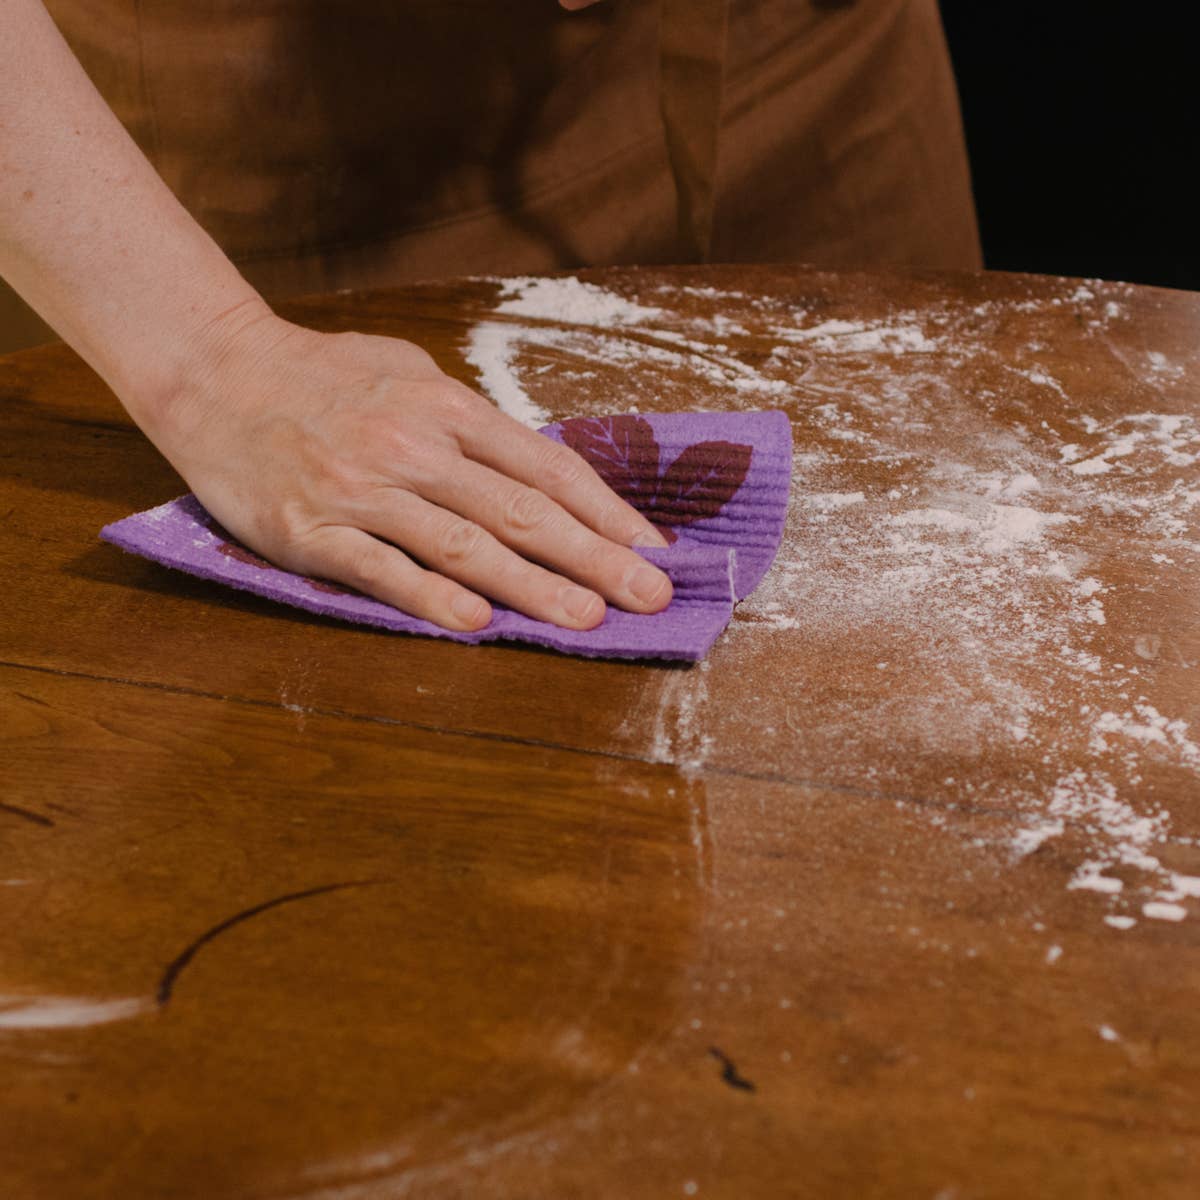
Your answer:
100,410 -> 792,661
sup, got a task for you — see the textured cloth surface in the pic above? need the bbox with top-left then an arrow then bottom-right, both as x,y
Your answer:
100,411 -> 792,661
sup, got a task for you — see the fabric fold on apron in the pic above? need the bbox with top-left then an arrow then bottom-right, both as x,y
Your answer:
658,0 -> 729,262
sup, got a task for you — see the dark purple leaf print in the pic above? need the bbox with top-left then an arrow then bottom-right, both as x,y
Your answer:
558,416 -> 752,542
206,514 -> 359,595
651,440 -> 753,532
206,518 -> 271,569
559,415 -> 660,509
307,577 -> 361,597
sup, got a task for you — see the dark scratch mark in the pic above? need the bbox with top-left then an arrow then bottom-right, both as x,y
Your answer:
1,801 -> 54,828
156,879 -> 383,1007
13,690 -> 52,708
708,1046 -> 756,1093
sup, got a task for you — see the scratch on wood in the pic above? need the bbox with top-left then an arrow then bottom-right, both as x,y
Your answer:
708,1045 -> 757,1093
156,879 -> 384,1007
1,801 -> 54,828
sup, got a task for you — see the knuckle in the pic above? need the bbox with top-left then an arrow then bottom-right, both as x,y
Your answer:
438,519 -> 487,567
503,487 -> 554,535
536,443 -> 587,491
378,422 -> 426,469
336,546 -> 375,588
340,541 -> 392,593
262,499 -> 314,550
394,341 -> 439,375
333,329 -> 371,353
348,331 -> 437,375
580,536 -> 621,577
276,527 -> 355,584
436,382 -> 486,424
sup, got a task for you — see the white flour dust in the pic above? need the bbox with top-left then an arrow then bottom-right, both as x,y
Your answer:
465,273 -> 1200,930
464,322 -> 550,427
0,994 -> 151,1029
463,275 -> 791,433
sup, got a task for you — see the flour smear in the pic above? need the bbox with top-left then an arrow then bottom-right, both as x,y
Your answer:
465,273 -> 1200,930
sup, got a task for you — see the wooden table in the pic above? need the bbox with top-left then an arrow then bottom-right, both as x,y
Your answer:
3,265 -> 1199,1198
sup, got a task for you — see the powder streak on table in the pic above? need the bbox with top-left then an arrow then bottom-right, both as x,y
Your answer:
2,264 -> 1199,1199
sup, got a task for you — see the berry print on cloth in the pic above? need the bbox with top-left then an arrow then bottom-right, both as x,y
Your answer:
100,410 -> 792,661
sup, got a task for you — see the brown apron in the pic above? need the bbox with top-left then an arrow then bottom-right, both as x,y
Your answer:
1,0 -> 981,353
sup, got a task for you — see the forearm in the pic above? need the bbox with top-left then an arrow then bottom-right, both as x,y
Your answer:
0,0 -> 267,423
0,0 -> 670,635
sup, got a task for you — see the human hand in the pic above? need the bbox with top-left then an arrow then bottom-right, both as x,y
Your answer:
135,307 -> 673,633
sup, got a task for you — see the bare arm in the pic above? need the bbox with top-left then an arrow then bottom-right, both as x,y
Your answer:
0,0 -> 669,632
0,0 -> 266,404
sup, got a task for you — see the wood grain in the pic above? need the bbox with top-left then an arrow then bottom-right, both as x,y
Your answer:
3,265 -> 1199,1197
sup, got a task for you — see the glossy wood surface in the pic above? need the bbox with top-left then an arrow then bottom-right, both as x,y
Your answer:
3,265 -> 1199,1198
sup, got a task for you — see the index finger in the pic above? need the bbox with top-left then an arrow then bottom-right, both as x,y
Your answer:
458,406 -> 670,550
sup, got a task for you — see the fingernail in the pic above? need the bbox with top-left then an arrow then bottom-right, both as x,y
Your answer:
452,593 -> 490,628
632,526 -> 669,549
561,586 -> 603,624
627,564 -> 670,607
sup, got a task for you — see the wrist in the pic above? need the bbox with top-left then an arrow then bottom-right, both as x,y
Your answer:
118,288 -> 289,451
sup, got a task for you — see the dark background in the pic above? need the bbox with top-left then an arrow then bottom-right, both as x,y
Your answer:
940,7 -> 1195,291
